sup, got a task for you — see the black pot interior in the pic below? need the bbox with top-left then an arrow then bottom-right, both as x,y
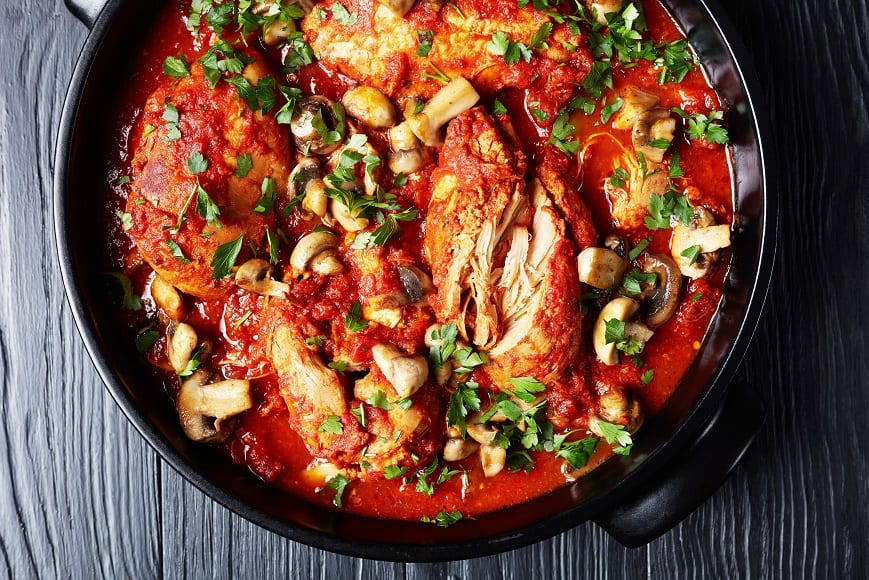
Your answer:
55,0 -> 774,561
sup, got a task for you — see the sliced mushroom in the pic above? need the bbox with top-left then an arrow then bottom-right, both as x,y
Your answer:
577,247 -> 628,289
443,437 -> 479,461
396,264 -> 433,302
168,322 -> 200,374
290,96 -> 345,155
388,121 -> 421,152
289,231 -> 343,277
589,390 -> 644,437
671,208 -> 732,279
388,148 -> 425,174
612,87 -> 659,130
376,0 -> 416,17
176,369 -> 253,443
289,156 -> 320,195
592,297 -> 653,365
331,196 -> 370,232
632,109 -> 676,163
150,275 -> 185,321
641,254 -> 682,328
371,344 -> 429,398
302,178 -> 329,218
341,86 -> 397,129
235,259 -> 290,297
604,234 -> 629,258
480,444 -> 507,478
466,420 -> 498,446
406,77 -> 480,146
362,293 -> 407,328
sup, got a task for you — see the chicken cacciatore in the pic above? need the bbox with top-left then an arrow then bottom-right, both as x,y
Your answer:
104,0 -> 734,524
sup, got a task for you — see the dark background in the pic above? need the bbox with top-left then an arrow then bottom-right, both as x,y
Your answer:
0,0 -> 866,577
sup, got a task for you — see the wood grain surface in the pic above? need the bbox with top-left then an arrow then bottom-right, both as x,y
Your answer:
0,0 -> 866,577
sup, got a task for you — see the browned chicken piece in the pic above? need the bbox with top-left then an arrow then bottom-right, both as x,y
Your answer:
303,0 -> 593,119
127,60 -> 291,299
424,107 -> 589,391
424,107 -> 527,350
266,303 -> 368,464
352,368 -> 443,478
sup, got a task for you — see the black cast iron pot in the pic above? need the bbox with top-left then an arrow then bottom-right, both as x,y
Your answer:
54,0 -> 777,561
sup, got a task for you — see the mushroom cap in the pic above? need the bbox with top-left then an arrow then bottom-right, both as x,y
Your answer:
642,253 -> 683,328
592,297 -> 640,365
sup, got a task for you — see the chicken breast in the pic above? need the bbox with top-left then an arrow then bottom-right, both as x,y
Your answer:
303,0 -> 592,120
424,108 -> 589,390
127,60 -> 291,299
267,303 -> 369,463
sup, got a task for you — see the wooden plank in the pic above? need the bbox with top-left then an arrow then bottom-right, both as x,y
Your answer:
0,1 -> 163,578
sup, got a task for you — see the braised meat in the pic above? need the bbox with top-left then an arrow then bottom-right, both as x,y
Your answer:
126,61 -> 291,299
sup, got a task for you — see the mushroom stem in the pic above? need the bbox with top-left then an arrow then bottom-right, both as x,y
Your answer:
177,370 -> 253,443
371,344 -> 428,398
406,77 -> 480,146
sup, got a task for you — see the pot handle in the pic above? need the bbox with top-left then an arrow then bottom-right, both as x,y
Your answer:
593,377 -> 764,547
65,0 -> 108,28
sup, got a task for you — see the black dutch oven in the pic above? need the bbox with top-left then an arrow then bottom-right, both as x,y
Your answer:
54,0 -> 777,561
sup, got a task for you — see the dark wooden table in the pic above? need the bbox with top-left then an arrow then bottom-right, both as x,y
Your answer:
1,0 -> 866,577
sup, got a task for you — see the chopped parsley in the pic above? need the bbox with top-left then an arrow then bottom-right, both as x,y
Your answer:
548,110 -> 580,155
366,390 -> 392,411
645,189 -> 693,230
254,177 -> 277,215
671,107 -> 730,144
193,180 -> 221,226
383,465 -> 407,479
668,151 -> 684,178
628,238 -> 651,260
609,167 -> 629,189
210,234 -> 244,279
186,150 -> 208,175
446,381 -> 481,438
324,474 -> 351,507
641,368 -> 655,384
491,98 -> 508,115
486,31 -> 532,65
116,211 -> 133,232
427,323 -> 458,369
162,54 -> 190,78
596,420 -> 634,455
600,97 -> 624,123
507,377 -> 547,403
344,300 -> 369,332
680,244 -> 702,264
553,433 -> 599,469
655,39 -> 697,84
529,21 -> 553,50
318,415 -> 344,435
421,510 -> 462,527
166,239 -> 190,264
107,272 -> 141,311
416,29 -> 434,57
604,318 -> 645,356
134,329 -> 160,353
620,268 -> 656,296
453,346 -> 488,374
305,334 -> 326,347
163,103 -> 181,143
331,1 -> 358,26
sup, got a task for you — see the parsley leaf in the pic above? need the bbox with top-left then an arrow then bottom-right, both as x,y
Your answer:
508,377 -> 547,403
600,98 -> 624,123
554,434 -> 599,469
491,98 -> 507,115
421,511 -> 462,527
620,268 -> 656,296
331,1 -> 357,25
166,239 -> 191,264
383,465 -> 407,479
596,420 -> 634,455
345,300 -> 368,332
529,21 -> 553,49
194,180 -> 221,226
254,177 -> 277,215
668,151 -> 684,178
427,323 -> 458,369
210,234 -> 244,279
350,405 -> 367,428
486,31 -> 532,65
603,318 -> 645,356
186,151 -> 208,175
453,346 -> 488,374
644,189 -> 692,230
416,29 -> 434,57
318,415 -> 344,434
548,110 -> 580,155
680,244 -> 702,264
163,103 -> 181,142
628,238 -> 650,260
641,368 -> 654,384
671,107 -> 730,144
234,153 -> 253,178
107,272 -> 141,311
366,390 -> 392,411
447,381 -> 481,438
135,330 -> 160,353
365,207 -> 419,247
610,167 -> 629,189
162,54 -> 190,78
655,39 -> 697,84
325,474 -> 351,507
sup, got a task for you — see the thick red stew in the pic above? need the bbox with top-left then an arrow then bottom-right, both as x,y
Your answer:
104,0 -> 733,524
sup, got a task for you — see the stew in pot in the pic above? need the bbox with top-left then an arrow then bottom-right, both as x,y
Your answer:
103,0 -> 733,524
